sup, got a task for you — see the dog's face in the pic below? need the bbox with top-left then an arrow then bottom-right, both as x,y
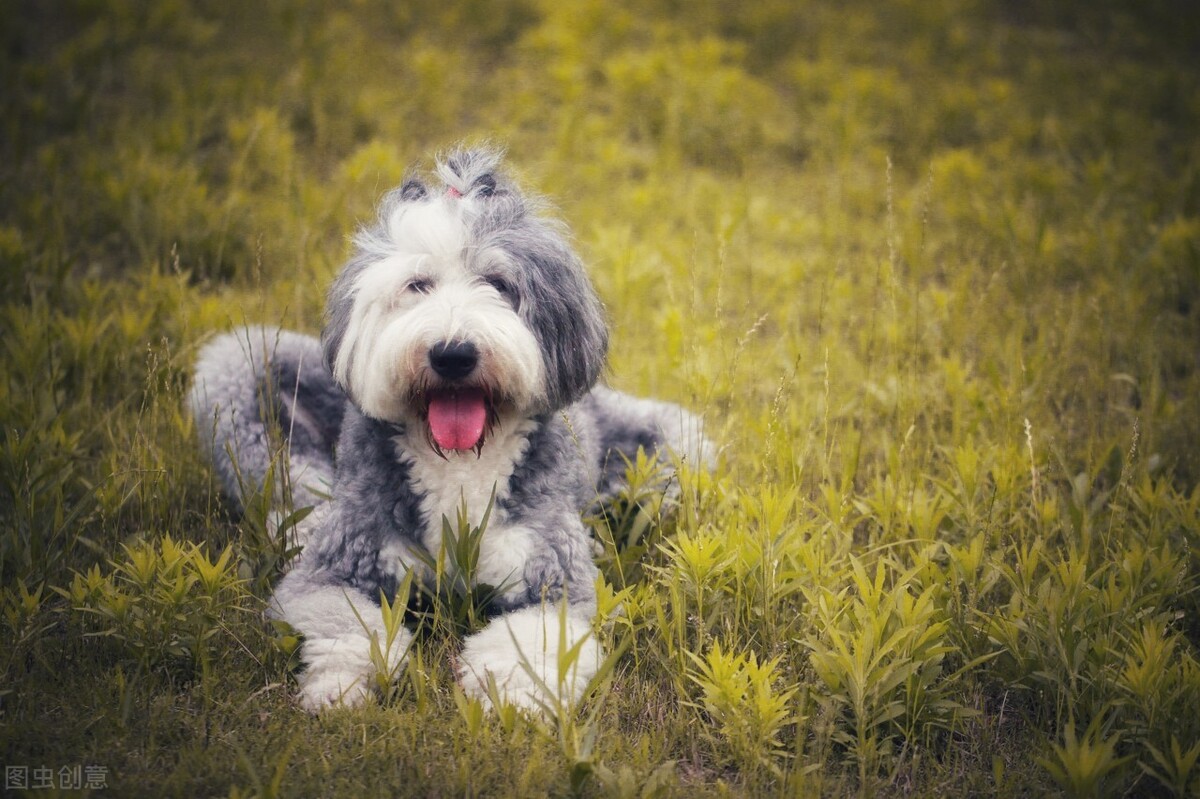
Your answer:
322,149 -> 608,454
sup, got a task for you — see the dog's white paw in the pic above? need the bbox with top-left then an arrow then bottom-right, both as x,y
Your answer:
457,603 -> 601,715
297,666 -> 375,712
294,626 -> 413,713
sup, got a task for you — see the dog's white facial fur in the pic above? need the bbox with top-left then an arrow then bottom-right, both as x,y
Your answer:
332,197 -> 545,437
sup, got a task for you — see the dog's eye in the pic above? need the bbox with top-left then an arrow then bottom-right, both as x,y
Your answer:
405,278 -> 433,294
484,275 -> 516,301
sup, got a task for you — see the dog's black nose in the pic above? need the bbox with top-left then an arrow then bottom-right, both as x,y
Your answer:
429,340 -> 479,380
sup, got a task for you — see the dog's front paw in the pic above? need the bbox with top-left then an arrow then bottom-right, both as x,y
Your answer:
294,626 -> 413,714
456,603 -> 601,715
297,666 -> 374,712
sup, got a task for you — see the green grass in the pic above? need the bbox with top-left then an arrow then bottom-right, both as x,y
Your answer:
3,0 -> 1200,795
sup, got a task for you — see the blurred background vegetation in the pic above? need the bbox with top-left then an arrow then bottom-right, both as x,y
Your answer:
2,0 -> 1199,795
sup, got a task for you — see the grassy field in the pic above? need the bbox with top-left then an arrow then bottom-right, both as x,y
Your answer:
3,0 -> 1200,795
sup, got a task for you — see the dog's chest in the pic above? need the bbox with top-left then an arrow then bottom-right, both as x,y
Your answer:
393,419 -> 537,555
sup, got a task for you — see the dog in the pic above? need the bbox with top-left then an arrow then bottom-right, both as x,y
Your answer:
190,147 -> 711,713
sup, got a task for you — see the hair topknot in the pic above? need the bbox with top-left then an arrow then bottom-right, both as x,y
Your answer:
436,146 -> 509,199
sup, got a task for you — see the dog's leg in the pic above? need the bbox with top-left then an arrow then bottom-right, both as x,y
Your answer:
457,511 -> 603,714
269,564 -> 412,712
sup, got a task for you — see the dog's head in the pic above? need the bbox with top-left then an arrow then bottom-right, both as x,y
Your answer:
322,147 -> 608,454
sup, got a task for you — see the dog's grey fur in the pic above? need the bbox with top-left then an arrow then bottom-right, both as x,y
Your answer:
190,147 -> 711,712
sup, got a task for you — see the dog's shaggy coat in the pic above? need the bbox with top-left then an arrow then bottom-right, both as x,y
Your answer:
190,148 -> 709,712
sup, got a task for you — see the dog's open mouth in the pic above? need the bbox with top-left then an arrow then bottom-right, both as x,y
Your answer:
424,387 -> 493,454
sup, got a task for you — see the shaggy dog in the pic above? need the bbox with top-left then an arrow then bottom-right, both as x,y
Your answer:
190,148 -> 710,713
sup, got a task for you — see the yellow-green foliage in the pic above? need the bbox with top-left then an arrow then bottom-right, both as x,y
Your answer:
2,0 -> 1199,795
62,536 -> 252,677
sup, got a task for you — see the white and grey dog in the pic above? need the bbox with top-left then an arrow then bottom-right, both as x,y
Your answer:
190,148 -> 710,713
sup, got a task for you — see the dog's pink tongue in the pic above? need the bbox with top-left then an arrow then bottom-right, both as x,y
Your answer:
427,389 -> 488,451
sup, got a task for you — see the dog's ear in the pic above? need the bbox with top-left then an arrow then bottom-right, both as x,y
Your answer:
320,253 -> 370,394
511,227 -> 609,409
